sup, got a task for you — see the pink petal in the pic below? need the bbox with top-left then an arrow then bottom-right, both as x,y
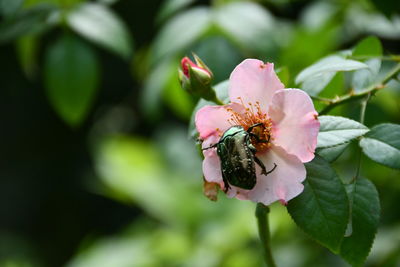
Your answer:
227,146 -> 306,205
250,146 -> 306,205
229,59 -> 284,112
201,135 -> 219,158
195,103 -> 245,139
202,154 -> 224,188
201,135 -> 224,189
226,189 -> 249,200
268,89 -> 320,163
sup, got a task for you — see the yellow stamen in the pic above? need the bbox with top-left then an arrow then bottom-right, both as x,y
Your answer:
225,99 -> 273,152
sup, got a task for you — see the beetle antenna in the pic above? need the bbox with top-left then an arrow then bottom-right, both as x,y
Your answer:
202,143 -> 217,150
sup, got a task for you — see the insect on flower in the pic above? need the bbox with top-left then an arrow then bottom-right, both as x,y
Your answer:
203,123 -> 277,192
195,59 -> 320,205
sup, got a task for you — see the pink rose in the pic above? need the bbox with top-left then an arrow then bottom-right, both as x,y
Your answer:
195,59 -> 320,205
181,56 -> 212,78
179,56 -> 219,102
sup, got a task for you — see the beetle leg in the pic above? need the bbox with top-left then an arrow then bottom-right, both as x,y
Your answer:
265,163 -> 277,175
248,143 -> 257,153
249,132 -> 269,143
254,157 -> 277,176
247,122 -> 264,133
202,143 -> 217,150
222,175 -> 231,193
254,156 -> 268,175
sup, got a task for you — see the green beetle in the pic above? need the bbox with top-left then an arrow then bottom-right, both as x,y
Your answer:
204,123 -> 277,192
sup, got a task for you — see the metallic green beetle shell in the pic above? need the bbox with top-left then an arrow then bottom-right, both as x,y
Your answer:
216,126 -> 257,191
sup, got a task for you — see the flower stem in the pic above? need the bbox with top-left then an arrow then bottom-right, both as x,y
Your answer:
207,86 -> 224,105
318,62 -> 400,115
256,203 -> 276,267
211,95 -> 224,105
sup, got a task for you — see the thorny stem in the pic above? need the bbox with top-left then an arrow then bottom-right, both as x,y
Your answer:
318,62 -> 400,115
256,203 -> 277,267
310,95 -> 332,104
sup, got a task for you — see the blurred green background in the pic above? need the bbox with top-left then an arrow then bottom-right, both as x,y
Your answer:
1,0 -> 400,266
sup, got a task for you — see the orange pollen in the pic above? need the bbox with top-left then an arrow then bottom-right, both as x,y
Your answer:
225,97 -> 273,152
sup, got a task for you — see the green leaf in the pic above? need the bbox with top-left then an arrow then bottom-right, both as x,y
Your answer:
44,34 -> 100,126
288,155 -> 349,253
24,0 -> 83,7
156,0 -> 195,24
0,0 -> 24,17
346,8 -> 400,39
67,3 -> 133,59
280,24 -> 339,76
317,143 -> 349,162
359,123 -> 400,169
192,36 -> 242,83
97,0 -> 119,4
152,7 -> 211,62
163,70 -> 195,121
188,80 -> 229,139
141,57 -> 175,120
214,2 -> 273,53
16,34 -> 39,78
352,36 -> 383,57
302,71 -> 345,97
94,134 -> 208,226
300,1 -> 337,30
372,85 -> 400,118
351,36 -> 383,93
296,55 -> 368,85
340,178 -> 380,266
0,4 -> 56,43
141,56 -> 194,120
95,136 -> 172,221
317,116 -> 369,148
301,71 -> 335,96
318,72 -> 345,98
352,58 -> 381,92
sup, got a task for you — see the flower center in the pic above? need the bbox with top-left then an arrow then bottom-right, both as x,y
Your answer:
225,97 -> 273,152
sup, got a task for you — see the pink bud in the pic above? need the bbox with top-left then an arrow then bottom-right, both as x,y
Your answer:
179,55 -> 218,102
181,57 -> 211,78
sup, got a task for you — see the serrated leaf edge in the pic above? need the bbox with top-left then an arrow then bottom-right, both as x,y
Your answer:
288,174 -> 349,254
287,205 -> 345,254
317,129 -> 370,149
359,137 -> 400,169
340,178 -> 380,266
317,140 -> 351,150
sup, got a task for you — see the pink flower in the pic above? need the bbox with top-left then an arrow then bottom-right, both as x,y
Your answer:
195,59 -> 320,205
